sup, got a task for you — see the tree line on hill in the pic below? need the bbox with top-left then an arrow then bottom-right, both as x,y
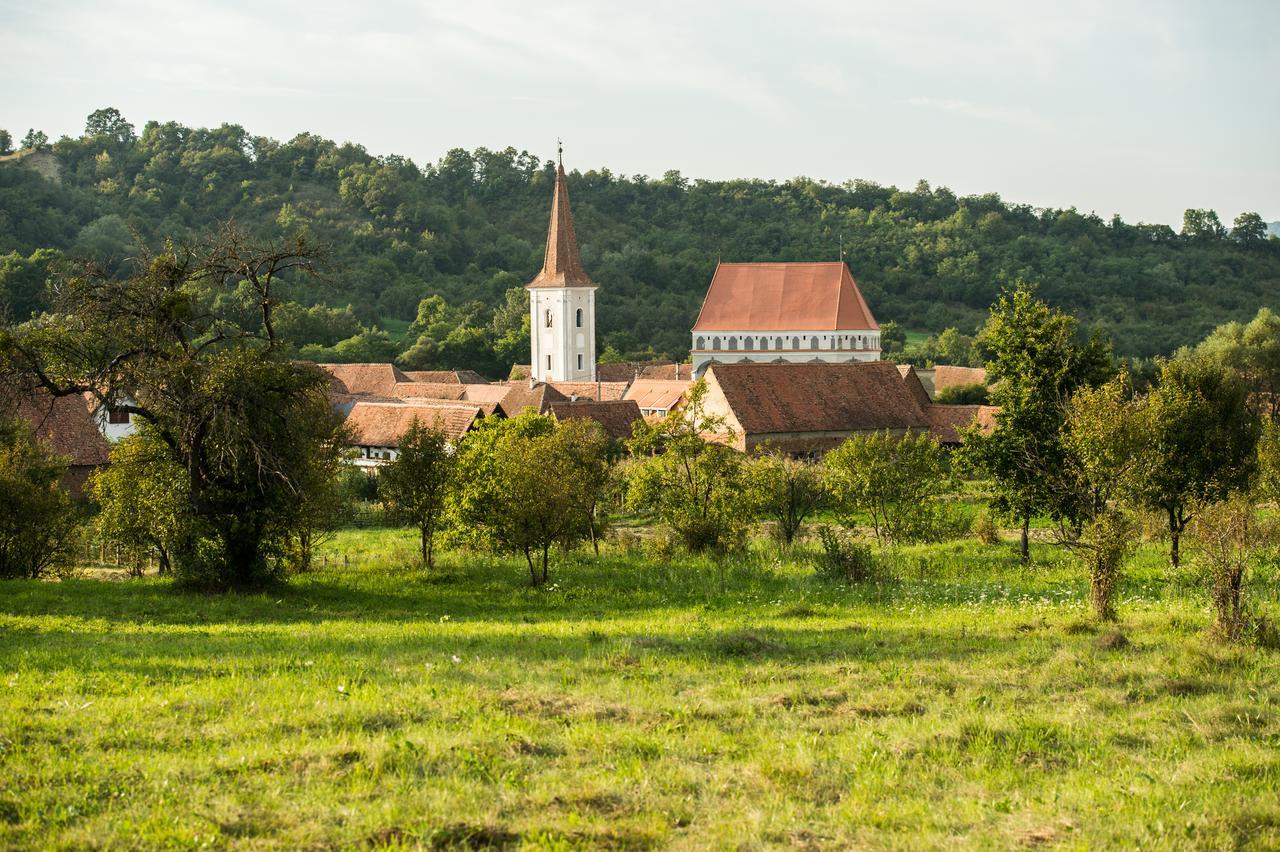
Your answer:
1,224 -> 1278,645
2,108 -> 1279,379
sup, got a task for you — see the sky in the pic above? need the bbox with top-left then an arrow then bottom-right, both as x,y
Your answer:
2,0 -> 1277,226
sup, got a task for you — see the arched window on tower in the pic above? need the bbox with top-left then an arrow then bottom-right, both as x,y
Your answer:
728,337 -> 737,351
712,336 -> 721,350
744,337 -> 753,351
809,336 -> 819,349
544,309 -> 553,328
791,336 -> 800,350
696,336 -> 705,349
575,308 -> 582,328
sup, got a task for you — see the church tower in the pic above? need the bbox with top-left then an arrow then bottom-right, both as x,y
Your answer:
527,150 -> 597,383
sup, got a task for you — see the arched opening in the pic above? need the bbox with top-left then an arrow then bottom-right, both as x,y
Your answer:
544,309 -> 553,328
728,337 -> 738,351
791,336 -> 800,350
696,336 -> 705,349
575,308 -> 583,328
744,337 -> 753,351
809,336 -> 818,349
711,336 -> 721,349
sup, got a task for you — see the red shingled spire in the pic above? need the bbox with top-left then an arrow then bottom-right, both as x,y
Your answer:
527,154 -> 598,290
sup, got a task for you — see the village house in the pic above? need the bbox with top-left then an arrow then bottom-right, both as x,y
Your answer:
698,361 -> 995,456
690,262 -> 881,375
14,389 -> 111,494
343,400 -> 484,468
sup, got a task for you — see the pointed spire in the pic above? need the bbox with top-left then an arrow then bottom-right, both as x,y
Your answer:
527,149 -> 597,289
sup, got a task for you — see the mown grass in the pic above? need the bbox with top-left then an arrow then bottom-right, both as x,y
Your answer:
2,530 -> 1279,848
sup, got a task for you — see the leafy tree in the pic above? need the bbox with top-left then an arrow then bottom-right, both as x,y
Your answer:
0,248 -> 61,321
555,417 -> 616,556
0,129 -> 11,156
1232,212 -> 1268,246
934,382 -> 989,404
0,416 -> 78,579
89,427 -> 187,574
5,226 -> 347,590
1060,377 -> 1147,620
960,284 -> 1112,561
275,302 -> 362,348
1135,355 -> 1259,567
20,129 -> 47,149
84,107 -> 135,145
452,413 -> 602,584
1195,308 -> 1280,422
744,450 -> 825,546
1260,421 -> 1280,506
626,380 -> 750,553
1191,497 -> 1276,643
824,430 -> 949,544
879,320 -> 907,354
378,420 -> 455,568
1181,208 -> 1226,240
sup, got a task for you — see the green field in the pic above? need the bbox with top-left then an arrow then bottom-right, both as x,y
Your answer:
2,530 -> 1279,848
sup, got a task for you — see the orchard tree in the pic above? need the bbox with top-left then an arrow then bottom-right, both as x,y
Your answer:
0,417 -> 78,579
89,427 -> 188,575
1231,212 -> 1268,246
1136,355 -> 1259,568
1196,308 -> 1280,422
1061,377 -> 1147,620
960,284 -> 1112,561
379,420 -> 455,568
824,430 -> 949,544
4,225 -> 347,590
556,417 -> 617,556
626,380 -> 750,553
745,450 -> 825,547
1260,422 -> 1280,506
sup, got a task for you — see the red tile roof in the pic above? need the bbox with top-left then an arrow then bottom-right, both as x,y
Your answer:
13,390 -> 110,467
623,379 -> 690,412
318,363 -> 411,397
526,161 -> 597,290
496,382 -> 568,417
461,384 -> 513,405
692,262 -> 878,332
391,382 -> 467,400
706,362 -> 924,436
548,399 -> 643,440
344,400 -> 480,447
595,361 -> 695,382
932,365 -> 988,393
925,404 -> 999,444
549,381 -> 630,401
402,370 -> 489,385
896,365 -> 933,410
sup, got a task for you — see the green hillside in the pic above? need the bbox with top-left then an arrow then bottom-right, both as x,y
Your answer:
2,109 -> 1278,375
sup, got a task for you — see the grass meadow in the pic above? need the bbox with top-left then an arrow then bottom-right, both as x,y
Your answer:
2,528 -> 1279,848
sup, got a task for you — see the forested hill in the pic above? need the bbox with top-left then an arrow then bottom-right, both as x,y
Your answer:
2,109 -> 1278,374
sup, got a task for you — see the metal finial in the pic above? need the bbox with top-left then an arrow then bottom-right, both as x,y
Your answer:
557,138 -> 563,166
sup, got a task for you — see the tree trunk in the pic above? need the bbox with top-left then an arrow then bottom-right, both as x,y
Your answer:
1020,517 -> 1030,565
1168,507 -> 1184,569
540,544 -> 550,585
524,548 -> 538,586
420,524 -> 429,567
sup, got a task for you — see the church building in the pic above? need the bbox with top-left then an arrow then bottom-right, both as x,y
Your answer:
690,261 -> 881,375
527,153 -> 597,383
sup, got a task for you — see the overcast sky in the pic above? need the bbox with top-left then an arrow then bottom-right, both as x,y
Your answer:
2,0 -> 1276,226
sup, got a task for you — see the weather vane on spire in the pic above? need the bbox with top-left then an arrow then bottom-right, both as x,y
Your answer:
557,138 -> 563,166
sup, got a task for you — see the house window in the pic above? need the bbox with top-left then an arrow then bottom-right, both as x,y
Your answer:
577,353 -> 583,370
106,407 -> 130,425
575,308 -> 583,328
545,309 -> 553,328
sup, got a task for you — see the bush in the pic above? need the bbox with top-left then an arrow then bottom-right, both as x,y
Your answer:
0,417 -> 80,579
814,526 -> 879,583
973,509 -> 1000,545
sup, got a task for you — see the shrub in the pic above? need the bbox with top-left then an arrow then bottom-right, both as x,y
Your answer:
973,509 -> 1000,545
0,417 -> 80,579
824,430 -> 950,544
1192,498 -> 1278,644
814,526 -> 879,584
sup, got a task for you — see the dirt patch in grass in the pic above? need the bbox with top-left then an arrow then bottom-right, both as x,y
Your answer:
1062,619 -> 1097,635
708,630 -> 784,657
423,822 -> 521,849
498,688 -> 632,722
1095,630 -> 1130,650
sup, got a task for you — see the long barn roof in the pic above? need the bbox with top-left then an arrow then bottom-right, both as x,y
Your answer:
692,262 -> 878,332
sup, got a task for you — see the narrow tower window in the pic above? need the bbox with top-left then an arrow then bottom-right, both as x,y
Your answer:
575,308 -> 583,328
577,354 -> 583,370
545,309 -> 553,328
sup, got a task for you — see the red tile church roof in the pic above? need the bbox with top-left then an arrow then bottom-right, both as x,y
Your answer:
692,262 -> 878,332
